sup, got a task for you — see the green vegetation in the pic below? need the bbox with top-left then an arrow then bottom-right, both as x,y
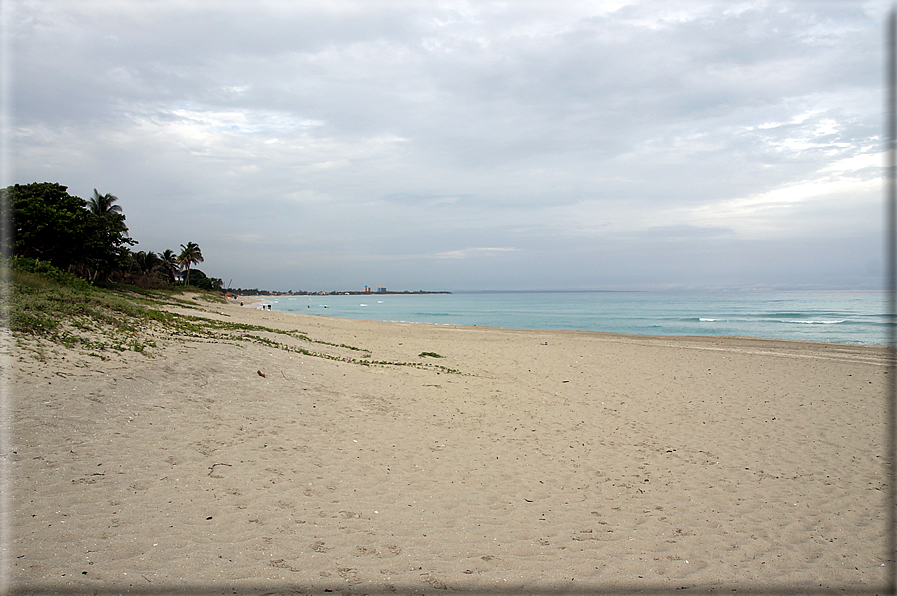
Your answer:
419,351 -> 443,358
1,182 -> 134,280
178,241 -> 204,286
6,260 -> 461,374
1,181 -> 223,290
2,181 -> 461,373
9,258 -> 160,354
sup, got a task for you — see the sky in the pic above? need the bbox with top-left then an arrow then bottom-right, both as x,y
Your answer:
4,0 -> 892,292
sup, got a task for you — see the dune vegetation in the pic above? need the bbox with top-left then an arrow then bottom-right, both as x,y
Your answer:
5,258 -> 461,374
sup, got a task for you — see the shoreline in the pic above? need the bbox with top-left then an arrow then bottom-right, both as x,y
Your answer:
231,291 -> 886,347
230,294 -> 888,349
10,297 -> 890,592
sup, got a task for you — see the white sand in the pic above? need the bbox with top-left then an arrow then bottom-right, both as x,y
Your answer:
6,298 -> 890,593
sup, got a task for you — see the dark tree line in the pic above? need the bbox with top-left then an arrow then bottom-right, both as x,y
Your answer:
1,182 -> 222,290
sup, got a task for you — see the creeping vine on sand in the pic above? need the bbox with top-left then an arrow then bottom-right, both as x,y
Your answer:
7,263 -> 463,374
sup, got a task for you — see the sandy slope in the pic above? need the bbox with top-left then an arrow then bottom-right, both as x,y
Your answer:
5,297 -> 891,594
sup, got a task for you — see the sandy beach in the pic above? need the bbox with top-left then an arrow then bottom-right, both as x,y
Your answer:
6,296 -> 891,594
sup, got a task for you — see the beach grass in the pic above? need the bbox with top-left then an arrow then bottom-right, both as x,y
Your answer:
6,260 -> 462,373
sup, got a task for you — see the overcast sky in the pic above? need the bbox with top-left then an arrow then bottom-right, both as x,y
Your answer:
5,0 -> 891,291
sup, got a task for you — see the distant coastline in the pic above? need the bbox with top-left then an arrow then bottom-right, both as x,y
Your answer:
229,289 -> 451,297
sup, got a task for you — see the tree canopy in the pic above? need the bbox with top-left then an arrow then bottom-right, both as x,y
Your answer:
2,182 -> 221,291
178,241 -> 204,286
88,189 -> 123,217
1,182 -> 140,280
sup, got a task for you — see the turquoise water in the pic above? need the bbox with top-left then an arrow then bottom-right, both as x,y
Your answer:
264,291 -> 888,345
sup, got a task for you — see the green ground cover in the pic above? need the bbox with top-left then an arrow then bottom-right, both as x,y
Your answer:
5,259 -> 461,374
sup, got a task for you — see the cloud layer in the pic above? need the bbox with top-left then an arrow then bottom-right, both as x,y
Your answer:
7,0 -> 888,290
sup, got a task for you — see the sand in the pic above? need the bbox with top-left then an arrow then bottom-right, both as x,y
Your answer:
5,296 -> 891,594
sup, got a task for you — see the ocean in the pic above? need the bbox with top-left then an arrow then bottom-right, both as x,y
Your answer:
263,290 -> 887,346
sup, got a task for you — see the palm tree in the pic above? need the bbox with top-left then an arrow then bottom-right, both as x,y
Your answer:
88,189 -> 123,217
178,242 -> 204,285
160,248 -> 179,282
132,250 -> 161,274
84,189 -> 129,281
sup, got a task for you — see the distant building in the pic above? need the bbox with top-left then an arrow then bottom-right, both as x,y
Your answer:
378,286 -> 386,293
364,286 -> 371,293
173,271 -> 185,283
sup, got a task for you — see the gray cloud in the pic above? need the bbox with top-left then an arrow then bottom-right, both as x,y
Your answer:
7,0 -> 888,291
